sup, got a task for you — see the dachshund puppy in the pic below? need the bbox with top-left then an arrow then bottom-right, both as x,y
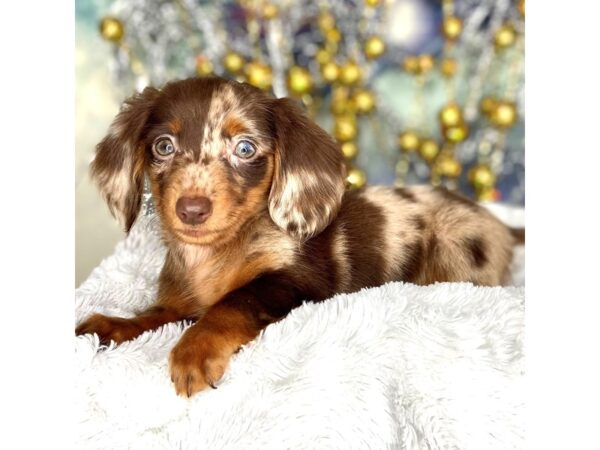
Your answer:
76,77 -> 522,397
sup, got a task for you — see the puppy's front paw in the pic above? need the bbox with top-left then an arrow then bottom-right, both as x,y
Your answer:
169,333 -> 230,397
75,314 -> 143,345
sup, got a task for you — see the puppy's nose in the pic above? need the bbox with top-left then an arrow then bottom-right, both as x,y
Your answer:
176,196 -> 212,225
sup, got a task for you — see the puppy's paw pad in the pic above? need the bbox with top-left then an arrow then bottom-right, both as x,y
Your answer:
169,343 -> 229,397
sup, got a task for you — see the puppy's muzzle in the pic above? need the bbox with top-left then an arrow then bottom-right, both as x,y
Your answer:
176,196 -> 212,225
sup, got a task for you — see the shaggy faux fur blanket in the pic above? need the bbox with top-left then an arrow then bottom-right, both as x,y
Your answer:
75,206 -> 525,450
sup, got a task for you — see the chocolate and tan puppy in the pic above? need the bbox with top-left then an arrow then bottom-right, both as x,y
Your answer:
76,77 -> 522,397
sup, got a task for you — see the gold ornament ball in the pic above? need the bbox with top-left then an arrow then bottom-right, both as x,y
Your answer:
480,96 -> 498,117
398,131 -> 420,153
476,188 -> 498,202
318,12 -> 335,32
316,48 -> 332,65
330,87 -> 352,115
518,0 -> 525,17
441,58 -> 457,77
245,62 -> 273,90
334,114 -> 358,142
223,52 -> 245,74
364,36 -> 386,59
435,154 -> 462,178
99,17 -> 124,43
442,16 -> 463,41
262,3 -> 279,20
287,66 -> 313,95
339,61 -> 362,86
439,103 -> 463,127
195,56 -> 213,77
352,89 -> 376,114
444,123 -> 469,143
403,56 -> 420,74
418,54 -> 434,74
341,141 -> 359,160
321,61 -> 340,83
469,164 -> 496,191
365,0 -> 381,6
490,100 -> 518,128
325,28 -> 342,44
346,167 -> 367,189
419,139 -> 440,163
494,24 -> 517,49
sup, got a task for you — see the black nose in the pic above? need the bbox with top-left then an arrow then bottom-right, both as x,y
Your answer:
176,196 -> 212,225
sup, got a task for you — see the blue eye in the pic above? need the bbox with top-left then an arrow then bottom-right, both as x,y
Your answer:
154,138 -> 175,157
235,140 -> 256,159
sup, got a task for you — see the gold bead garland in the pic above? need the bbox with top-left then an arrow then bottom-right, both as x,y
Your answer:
245,61 -> 272,90
262,3 -> 279,20
442,16 -> 462,42
287,66 -> 313,96
346,167 -> 367,189
489,100 -> 518,128
195,55 -> 214,76
364,36 -> 386,59
494,24 -> 517,50
334,114 -> 358,142
339,60 -> 363,86
105,0 -> 522,199
398,131 -> 420,153
341,141 -> 359,160
223,52 -> 245,74
433,149 -> 462,178
321,61 -> 340,82
439,102 -> 463,127
419,139 -> 440,163
469,163 -> 496,191
316,48 -> 332,65
100,16 -> 125,43
418,54 -> 434,74
440,58 -> 457,77
352,89 -> 376,114
402,56 -> 419,74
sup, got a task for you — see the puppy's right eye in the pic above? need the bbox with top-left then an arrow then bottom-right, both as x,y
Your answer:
154,138 -> 176,158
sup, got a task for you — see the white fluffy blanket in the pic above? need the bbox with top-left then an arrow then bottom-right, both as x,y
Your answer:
75,206 -> 525,450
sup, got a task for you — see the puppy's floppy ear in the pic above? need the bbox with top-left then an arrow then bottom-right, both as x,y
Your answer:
91,87 -> 160,232
269,98 -> 346,240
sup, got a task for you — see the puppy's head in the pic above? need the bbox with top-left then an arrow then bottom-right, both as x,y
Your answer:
92,77 -> 345,246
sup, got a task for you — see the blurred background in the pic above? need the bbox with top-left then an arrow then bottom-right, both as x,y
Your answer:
75,0 -> 525,286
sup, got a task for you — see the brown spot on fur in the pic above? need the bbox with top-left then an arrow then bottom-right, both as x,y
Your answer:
330,190 -> 387,290
410,215 -> 426,231
465,237 -> 488,268
510,227 -> 525,244
394,187 -> 417,202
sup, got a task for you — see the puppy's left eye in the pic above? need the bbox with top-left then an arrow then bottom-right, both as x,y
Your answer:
154,138 -> 176,157
235,140 -> 256,159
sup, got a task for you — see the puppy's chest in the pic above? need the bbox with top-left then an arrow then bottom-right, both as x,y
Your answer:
186,232 -> 298,307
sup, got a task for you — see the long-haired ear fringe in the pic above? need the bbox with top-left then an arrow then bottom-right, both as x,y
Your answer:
90,87 -> 160,232
268,98 -> 346,240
